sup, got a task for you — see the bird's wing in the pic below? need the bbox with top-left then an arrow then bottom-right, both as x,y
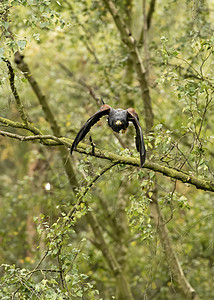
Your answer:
127,108 -> 146,167
70,104 -> 111,155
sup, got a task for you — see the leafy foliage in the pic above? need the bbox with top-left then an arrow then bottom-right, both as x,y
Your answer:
0,0 -> 214,299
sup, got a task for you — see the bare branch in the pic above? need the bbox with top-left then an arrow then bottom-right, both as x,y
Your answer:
150,197 -> 199,300
14,51 -> 80,188
138,0 -> 156,44
3,58 -> 29,125
0,130 -> 62,145
66,162 -> 118,221
147,0 -> 156,29
59,62 -> 128,149
14,52 -> 61,136
143,0 -> 149,75
0,116 -> 49,140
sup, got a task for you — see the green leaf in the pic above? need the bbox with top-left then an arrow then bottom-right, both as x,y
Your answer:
17,40 -> 27,51
2,22 -> 9,30
0,47 -> 4,59
40,22 -> 49,28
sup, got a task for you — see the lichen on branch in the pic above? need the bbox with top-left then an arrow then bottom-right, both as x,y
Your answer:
0,124 -> 213,193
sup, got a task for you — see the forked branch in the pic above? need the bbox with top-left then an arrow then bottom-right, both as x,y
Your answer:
0,128 -> 213,193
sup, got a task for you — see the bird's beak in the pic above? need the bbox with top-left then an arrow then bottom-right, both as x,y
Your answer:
115,120 -> 122,125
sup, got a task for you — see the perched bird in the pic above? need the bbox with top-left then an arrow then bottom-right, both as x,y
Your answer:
70,103 -> 146,167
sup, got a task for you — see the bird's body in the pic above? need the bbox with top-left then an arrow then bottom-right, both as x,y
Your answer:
108,108 -> 129,132
70,104 -> 146,167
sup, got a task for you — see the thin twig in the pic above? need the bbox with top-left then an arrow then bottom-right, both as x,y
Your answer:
57,246 -> 67,291
59,62 -> 127,149
3,58 -> 29,126
66,162 -> 118,222
26,268 -> 61,276
0,130 -> 63,146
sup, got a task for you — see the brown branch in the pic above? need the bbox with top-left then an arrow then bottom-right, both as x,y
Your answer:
59,62 -> 127,149
150,197 -> 200,300
58,62 -> 101,106
26,269 -> 61,275
102,0 -> 154,132
14,52 -> 61,136
56,246 -> 67,292
138,0 -> 156,45
3,58 -> 29,125
147,0 -> 156,29
62,1 -> 100,64
1,10 -> 136,297
13,51 -> 135,298
14,51 -> 79,188
143,0 -> 149,75
0,117 -> 51,145
102,2 -> 199,299
66,162 -> 118,221
86,210 -> 134,299
0,130 -> 61,145
0,129 -> 213,193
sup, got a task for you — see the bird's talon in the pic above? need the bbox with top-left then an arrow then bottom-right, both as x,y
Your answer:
89,136 -> 95,155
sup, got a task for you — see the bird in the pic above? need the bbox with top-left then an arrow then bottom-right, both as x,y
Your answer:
70,103 -> 146,167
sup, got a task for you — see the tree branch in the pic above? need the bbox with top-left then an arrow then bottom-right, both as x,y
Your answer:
14,52 -> 61,136
102,0 -> 154,132
3,58 -> 29,126
0,116 -> 50,142
147,0 -> 156,29
0,129 -> 213,192
101,2 -> 199,298
14,51 -> 79,188
59,62 -> 127,149
150,197 -> 200,300
138,0 -> 156,45
66,162 -> 118,221
13,50 -> 135,298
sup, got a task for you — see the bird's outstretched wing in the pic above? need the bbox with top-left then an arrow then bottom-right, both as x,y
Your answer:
127,108 -> 146,167
70,104 -> 111,155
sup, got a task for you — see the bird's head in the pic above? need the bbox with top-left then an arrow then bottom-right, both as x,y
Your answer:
108,108 -> 129,133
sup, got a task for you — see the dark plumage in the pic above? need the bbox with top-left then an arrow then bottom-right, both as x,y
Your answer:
70,104 -> 146,167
